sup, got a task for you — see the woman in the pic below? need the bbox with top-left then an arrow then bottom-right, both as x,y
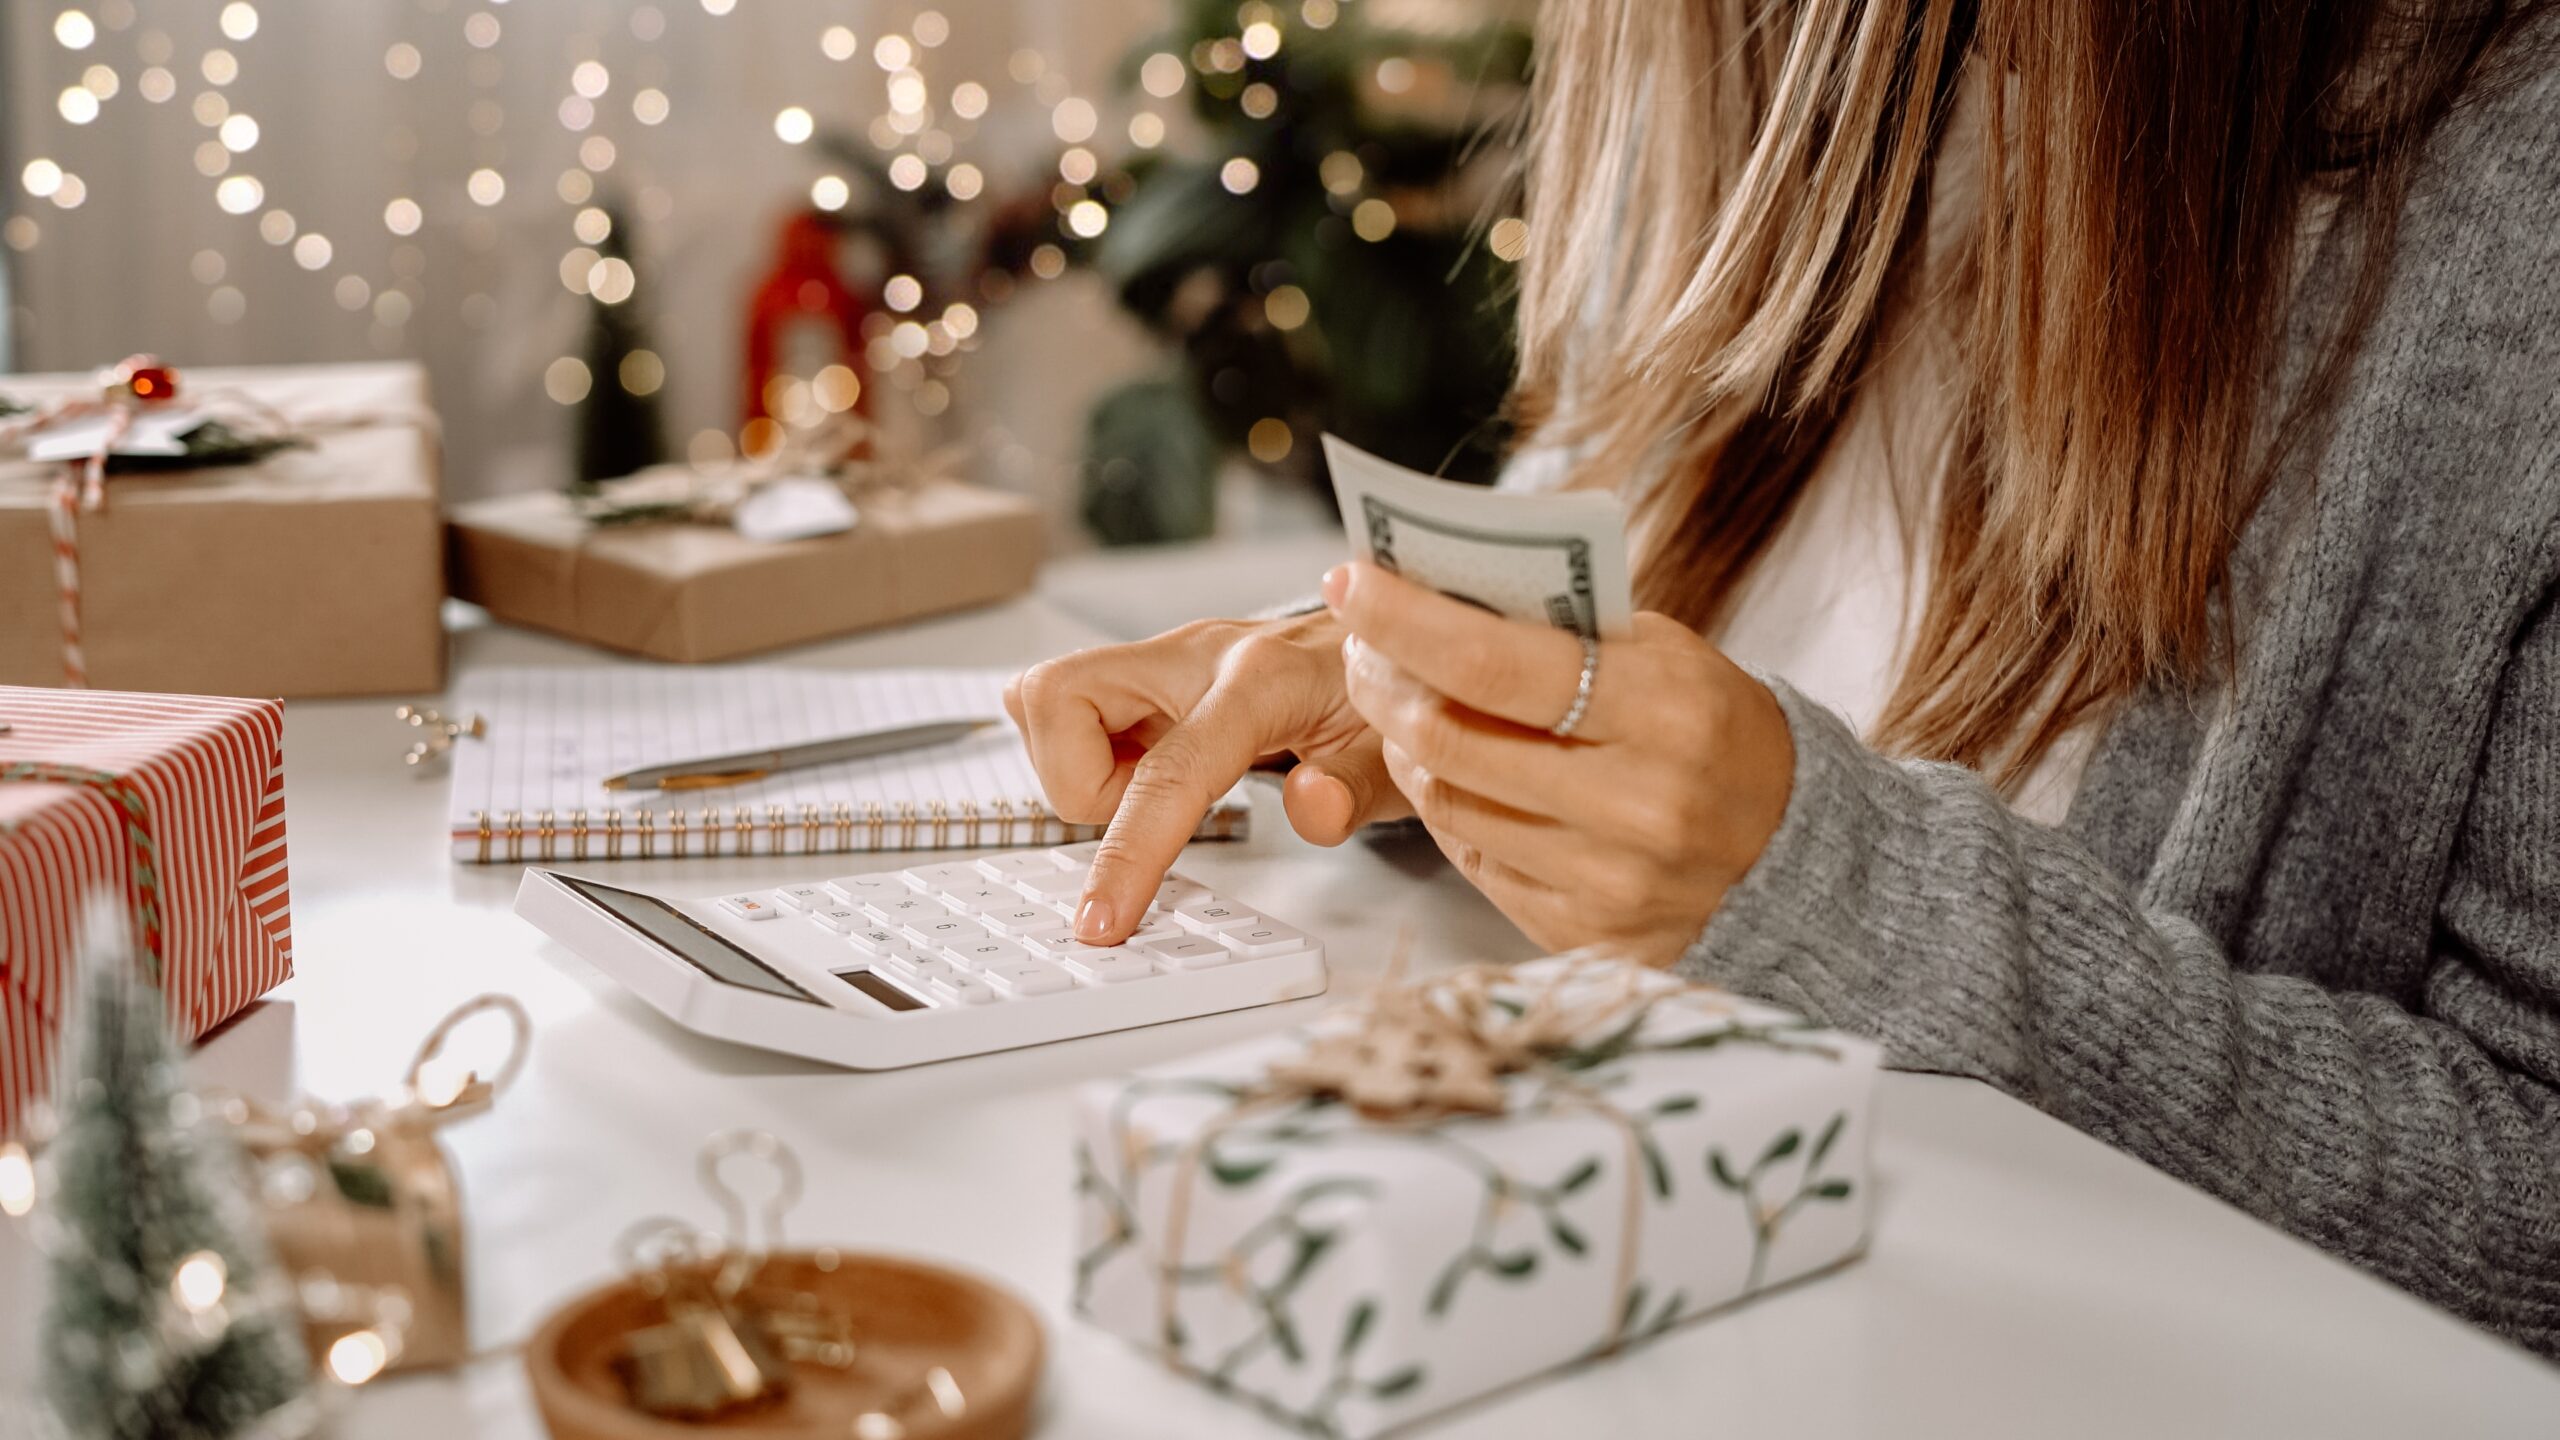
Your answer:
1008,1 -> 2560,1355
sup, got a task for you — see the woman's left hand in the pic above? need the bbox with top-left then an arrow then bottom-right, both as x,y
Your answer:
1324,560 -> 1796,967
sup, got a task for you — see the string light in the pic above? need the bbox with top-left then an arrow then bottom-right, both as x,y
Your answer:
218,113 -> 259,152
1220,157 -> 1260,195
1130,113 -> 1165,148
821,26 -> 857,61
883,274 -> 923,312
467,168 -> 505,205
327,1331 -> 391,1386
811,174 -> 850,210
632,87 -> 669,124
773,106 -> 814,143
544,357 -> 592,405
874,35 -> 913,71
1241,22 -> 1283,61
1066,199 -> 1108,239
620,350 -> 667,396
384,42 -> 421,80
172,1251 -> 229,1312
1051,97 -> 1096,143
572,60 -> 609,98
54,11 -> 96,51
888,154 -> 927,190
1141,52 -> 1185,98
1353,197 -> 1397,241
1489,217 -> 1529,262
951,80 -> 988,119
58,87 -> 100,124
912,11 -> 949,47
258,209 -> 293,244
215,174 -> 262,213
21,159 -> 64,199
946,163 -> 983,201
219,3 -> 258,42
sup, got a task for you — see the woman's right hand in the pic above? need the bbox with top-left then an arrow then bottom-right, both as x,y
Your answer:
1004,608 -> 1407,945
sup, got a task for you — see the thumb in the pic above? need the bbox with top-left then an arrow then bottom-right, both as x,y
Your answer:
1283,731 -> 1411,846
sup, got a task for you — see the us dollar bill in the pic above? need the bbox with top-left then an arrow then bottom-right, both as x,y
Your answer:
1322,434 -> 1633,641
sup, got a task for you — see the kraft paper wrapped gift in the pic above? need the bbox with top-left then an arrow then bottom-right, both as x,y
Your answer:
0,686 -> 295,1139
444,478 -> 1046,663
0,361 -> 446,697
1072,958 -> 1880,1440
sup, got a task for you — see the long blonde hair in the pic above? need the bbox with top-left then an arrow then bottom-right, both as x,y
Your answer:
1516,0 -> 2535,782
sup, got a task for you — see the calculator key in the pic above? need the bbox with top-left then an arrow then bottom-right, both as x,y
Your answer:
1019,927 -> 1081,956
1217,922 -> 1309,959
1156,875 -> 1213,906
1137,934 -> 1233,969
807,906 -> 867,934
718,895 -> 781,921
906,862 -> 990,893
1047,842 -> 1106,868
1014,870 -> 1088,902
976,853 -> 1064,880
943,937 -> 1031,972
1060,951 -> 1156,984
845,927 -> 913,959
929,973 -> 997,1006
1173,903 -> 1257,934
886,955 -> 964,987
824,874 -> 907,904
982,963 -> 1073,997
865,895 -> 942,924
980,906 -> 1057,936
900,914 -> 989,949
773,885 -> 828,911
936,884 -> 1020,914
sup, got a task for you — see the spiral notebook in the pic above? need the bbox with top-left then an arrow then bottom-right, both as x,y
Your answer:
446,666 -> 1250,863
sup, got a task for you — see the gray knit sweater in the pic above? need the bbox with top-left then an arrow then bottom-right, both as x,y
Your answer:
1676,31 -> 2560,1356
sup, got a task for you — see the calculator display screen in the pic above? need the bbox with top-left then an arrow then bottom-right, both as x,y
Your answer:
552,874 -> 820,1005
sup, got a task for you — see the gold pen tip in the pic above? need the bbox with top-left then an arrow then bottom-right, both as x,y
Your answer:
599,777 -> 629,791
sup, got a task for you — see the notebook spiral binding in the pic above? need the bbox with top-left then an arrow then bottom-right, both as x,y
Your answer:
464,794 -> 1246,864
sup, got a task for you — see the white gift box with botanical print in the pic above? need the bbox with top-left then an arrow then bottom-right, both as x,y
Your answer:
1071,957 -> 1881,1439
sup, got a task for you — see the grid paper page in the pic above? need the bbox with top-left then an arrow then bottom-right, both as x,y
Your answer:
444,666 -> 1246,861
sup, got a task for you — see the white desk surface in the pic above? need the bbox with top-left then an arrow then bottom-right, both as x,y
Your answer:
9,578 -> 2559,1438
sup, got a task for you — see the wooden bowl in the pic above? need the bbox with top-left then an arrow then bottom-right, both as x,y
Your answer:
524,1249 -> 1043,1440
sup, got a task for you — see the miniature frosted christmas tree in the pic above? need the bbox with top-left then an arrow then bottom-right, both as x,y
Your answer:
38,895 -> 312,1440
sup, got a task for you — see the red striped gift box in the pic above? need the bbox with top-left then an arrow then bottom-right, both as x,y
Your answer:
0,685 -> 292,1136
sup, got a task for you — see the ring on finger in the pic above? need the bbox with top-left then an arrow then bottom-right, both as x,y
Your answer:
1549,634 -> 1599,739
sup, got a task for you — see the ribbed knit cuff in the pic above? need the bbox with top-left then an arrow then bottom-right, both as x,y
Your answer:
1674,674 -> 1910,1023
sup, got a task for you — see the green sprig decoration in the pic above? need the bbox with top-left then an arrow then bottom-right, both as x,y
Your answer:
37,895 -> 313,1440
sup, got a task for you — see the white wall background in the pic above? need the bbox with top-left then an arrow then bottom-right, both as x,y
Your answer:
0,0 -> 1182,539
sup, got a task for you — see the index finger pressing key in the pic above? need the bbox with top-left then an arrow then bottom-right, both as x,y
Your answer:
1075,682 -> 1265,944
1325,562 -> 1615,739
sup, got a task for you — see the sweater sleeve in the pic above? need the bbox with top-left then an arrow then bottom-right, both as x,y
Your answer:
1678,626 -> 2560,1352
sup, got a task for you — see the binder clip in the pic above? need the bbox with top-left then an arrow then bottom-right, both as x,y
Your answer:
394,705 -> 485,772
611,1217 -> 793,1421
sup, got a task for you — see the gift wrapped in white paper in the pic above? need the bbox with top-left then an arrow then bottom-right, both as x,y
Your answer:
1071,958 -> 1881,1439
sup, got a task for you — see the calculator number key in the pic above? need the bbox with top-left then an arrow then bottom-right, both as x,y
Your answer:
1058,950 -> 1157,984
1217,922 -> 1309,959
1137,934 -> 1236,970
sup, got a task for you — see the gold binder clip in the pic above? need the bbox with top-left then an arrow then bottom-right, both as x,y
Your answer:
395,705 -> 486,773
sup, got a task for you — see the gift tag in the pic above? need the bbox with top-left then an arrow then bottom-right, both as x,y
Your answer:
732,475 -> 859,543
25,406 -> 203,462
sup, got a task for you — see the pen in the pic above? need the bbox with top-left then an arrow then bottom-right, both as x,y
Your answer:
599,717 -> 1000,792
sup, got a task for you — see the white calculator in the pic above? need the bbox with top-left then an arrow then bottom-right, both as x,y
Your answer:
513,842 -> 1328,1069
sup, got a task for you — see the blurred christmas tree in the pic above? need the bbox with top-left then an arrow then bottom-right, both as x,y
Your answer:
39,897 -> 313,1440
1078,0 -> 1532,543
570,198 -> 668,489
